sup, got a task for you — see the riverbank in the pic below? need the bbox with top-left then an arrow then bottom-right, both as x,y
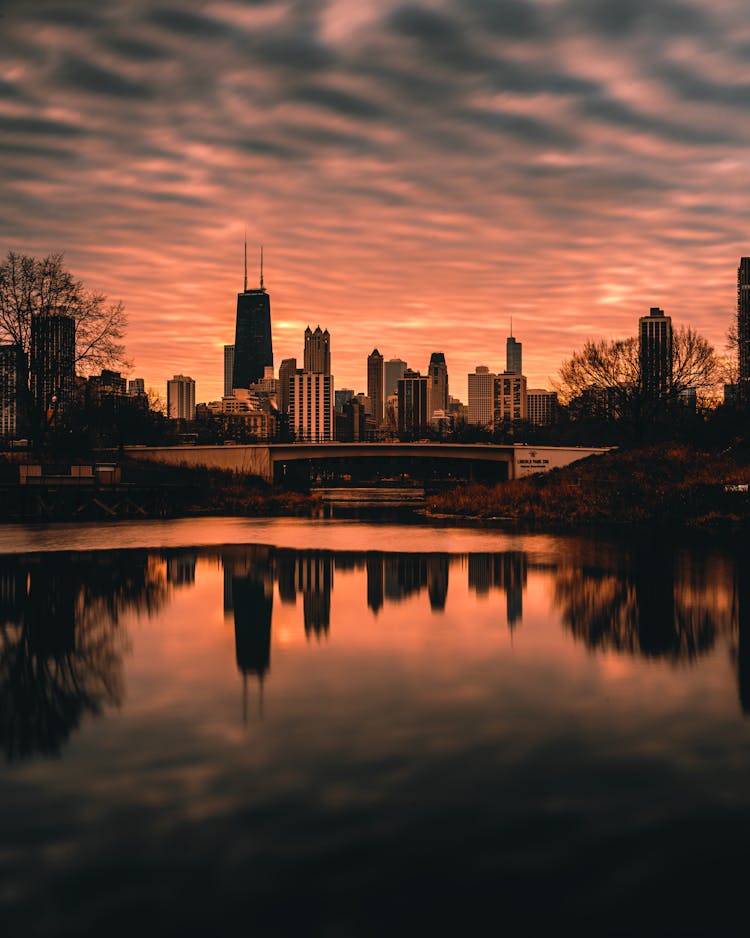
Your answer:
425,444 -> 750,529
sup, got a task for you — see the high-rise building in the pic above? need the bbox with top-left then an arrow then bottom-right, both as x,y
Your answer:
278,357 -> 296,415
639,306 -> 672,398
128,378 -> 145,395
495,373 -> 527,423
0,344 -> 24,437
167,374 -> 196,420
334,388 -> 355,411
232,244 -> 273,390
397,369 -> 428,433
30,312 -> 75,420
739,258 -> 750,402
224,344 -> 235,396
527,389 -> 558,426
468,366 -> 496,426
506,333 -> 522,374
304,326 -> 331,374
290,372 -> 333,441
385,358 -> 407,396
367,349 -> 384,425
427,352 -> 448,416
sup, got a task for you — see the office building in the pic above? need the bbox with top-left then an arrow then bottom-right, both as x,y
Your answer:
639,306 -> 672,398
335,388 -> 355,411
397,369 -> 428,433
128,378 -> 145,395
367,349 -> 384,425
167,374 -> 196,420
278,357 -> 296,415
527,389 -> 558,426
0,344 -> 24,437
385,358 -> 407,396
232,244 -> 273,390
30,311 -> 75,419
739,258 -> 750,403
495,373 -> 527,423
224,345 -> 235,396
290,372 -> 333,441
506,332 -> 522,374
304,326 -> 331,374
468,366 -> 496,426
427,352 -> 448,417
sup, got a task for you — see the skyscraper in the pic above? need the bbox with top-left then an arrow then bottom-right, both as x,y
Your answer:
30,311 -> 75,420
224,344 -> 235,396
290,372 -> 333,441
506,331 -> 522,374
167,374 -> 196,420
427,352 -> 448,416
232,244 -> 273,390
278,357 -> 297,415
0,344 -> 24,437
397,369 -> 428,433
639,306 -> 672,398
468,366 -> 496,426
304,326 -> 331,374
385,358 -> 407,396
738,258 -> 750,401
367,349 -> 384,425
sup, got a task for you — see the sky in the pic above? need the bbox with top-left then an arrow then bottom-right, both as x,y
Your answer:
2,0 -> 749,402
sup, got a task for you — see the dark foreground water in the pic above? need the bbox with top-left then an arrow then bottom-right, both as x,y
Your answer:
1,518 -> 750,937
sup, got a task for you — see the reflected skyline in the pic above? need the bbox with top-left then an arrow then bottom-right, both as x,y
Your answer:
1,537 -> 747,762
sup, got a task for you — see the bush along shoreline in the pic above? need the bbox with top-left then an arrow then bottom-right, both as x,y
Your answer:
425,444 -> 750,529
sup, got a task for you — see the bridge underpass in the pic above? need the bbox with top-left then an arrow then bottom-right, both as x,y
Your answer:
124,442 -> 610,487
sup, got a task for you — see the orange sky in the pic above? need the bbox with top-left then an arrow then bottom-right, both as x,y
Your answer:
2,0 -> 747,400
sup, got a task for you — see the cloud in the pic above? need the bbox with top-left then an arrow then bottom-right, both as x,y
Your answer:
0,0 -> 746,398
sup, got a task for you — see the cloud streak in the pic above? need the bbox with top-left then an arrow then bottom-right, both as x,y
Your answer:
0,0 -> 747,398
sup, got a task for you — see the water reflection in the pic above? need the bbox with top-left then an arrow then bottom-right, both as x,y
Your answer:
2,537 -> 748,762
0,551 -> 167,761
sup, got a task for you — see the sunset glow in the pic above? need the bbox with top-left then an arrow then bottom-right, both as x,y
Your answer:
2,0 -> 747,399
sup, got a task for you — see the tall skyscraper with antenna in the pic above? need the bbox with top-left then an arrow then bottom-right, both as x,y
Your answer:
506,321 -> 522,374
231,239 -> 273,390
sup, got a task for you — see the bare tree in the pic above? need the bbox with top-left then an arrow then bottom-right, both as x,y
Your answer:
0,251 -> 128,439
557,326 -> 721,433
0,251 -> 128,374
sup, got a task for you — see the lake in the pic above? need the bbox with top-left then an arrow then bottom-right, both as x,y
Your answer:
1,518 -> 749,937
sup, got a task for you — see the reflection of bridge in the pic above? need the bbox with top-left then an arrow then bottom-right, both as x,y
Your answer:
125,442 -> 610,485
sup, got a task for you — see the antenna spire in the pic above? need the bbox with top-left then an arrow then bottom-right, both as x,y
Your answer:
510,317 -> 513,338
260,245 -> 264,290
243,229 -> 247,292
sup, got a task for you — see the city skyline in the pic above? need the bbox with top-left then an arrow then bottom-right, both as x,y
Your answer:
2,1 -> 747,400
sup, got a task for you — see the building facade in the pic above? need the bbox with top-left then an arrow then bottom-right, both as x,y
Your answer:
467,366 -> 496,425
527,389 -> 558,426
0,344 -> 24,437
290,372 -> 333,442
128,378 -> 145,395
384,358 -> 407,397
367,348 -> 384,425
495,373 -> 527,424
427,352 -> 448,417
304,326 -> 331,374
278,357 -> 297,415
167,374 -> 196,420
639,306 -> 672,398
30,312 -> 75,421
224,344 -> 235,396
739,258 -> 750,402
397,369 -> 428,433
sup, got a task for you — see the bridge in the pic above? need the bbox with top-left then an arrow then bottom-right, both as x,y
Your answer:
124,442 -> 611,485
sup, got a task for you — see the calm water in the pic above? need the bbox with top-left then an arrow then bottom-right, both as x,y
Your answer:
1,518 -> 750,937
